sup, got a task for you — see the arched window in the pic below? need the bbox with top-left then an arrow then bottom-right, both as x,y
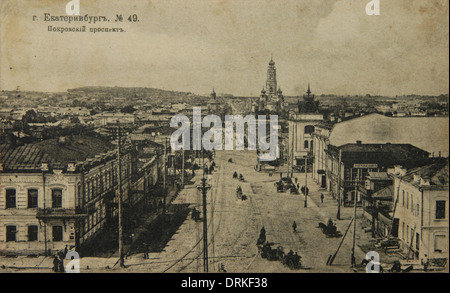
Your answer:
304,125 -> 315,134
304,140 -> 309,149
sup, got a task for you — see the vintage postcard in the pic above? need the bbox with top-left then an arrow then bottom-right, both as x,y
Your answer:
0,0 -> 448,281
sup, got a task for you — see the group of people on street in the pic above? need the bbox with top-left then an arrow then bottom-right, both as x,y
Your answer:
52,245 -> 69,273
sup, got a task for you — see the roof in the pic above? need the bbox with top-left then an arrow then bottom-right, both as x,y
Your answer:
1,135 -> 115,171
368,172 -> 392,181
372,185 -> 394,199
338,143 -> 429,156
134,125 -> 175,136
298,99 -> 320,114
328,113 -> 449,156
402,161 -> 449,186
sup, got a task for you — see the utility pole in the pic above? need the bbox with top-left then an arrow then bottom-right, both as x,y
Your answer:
327,217 -> 354,266
337,149 -> 342,220
163,137 -> 167,214
182,148 -> 185,188
304,156 -> 308,208
197,150 -> 211,273
117,124 -> 125,268
351,168 -> 359,268
42,172 -> 48,256
291,124 -> 295,178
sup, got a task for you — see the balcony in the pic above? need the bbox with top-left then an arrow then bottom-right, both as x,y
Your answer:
36,208 -> 88,219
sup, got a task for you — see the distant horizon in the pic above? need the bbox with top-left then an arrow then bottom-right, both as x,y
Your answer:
2,85 -> 449,99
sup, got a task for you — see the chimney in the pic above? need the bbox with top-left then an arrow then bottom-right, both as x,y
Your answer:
394,165 -> 406,176
67,163 -> 76,172
356,140 -> 362,145
41,162 -> 49,172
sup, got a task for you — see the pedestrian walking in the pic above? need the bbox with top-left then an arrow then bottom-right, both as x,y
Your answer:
292,221 -> 297,233
58,255 -> 65,273
423,254 -> 429,272
320,193 -> 324,203
53,255 -> 60,272
143,243 -> 150,259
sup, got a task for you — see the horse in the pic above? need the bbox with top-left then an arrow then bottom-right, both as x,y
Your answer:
318,222 -> 327,231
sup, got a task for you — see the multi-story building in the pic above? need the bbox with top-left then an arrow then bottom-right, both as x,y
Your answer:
0,134 -> 136,255
312,121 -> 334,188
287,85 -> 324,170
311,113 -> 449,190
359,171 -> 395,238
325,142 -> 430,206
395,161 -> 449,264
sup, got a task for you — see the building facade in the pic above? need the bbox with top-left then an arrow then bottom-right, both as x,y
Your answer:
287,85 -> 323,169
0,135 -> 140,255
325,142 -> 430,206
395,161 -> 449,263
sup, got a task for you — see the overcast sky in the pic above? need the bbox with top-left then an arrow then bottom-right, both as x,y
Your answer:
1,0 -> 448,96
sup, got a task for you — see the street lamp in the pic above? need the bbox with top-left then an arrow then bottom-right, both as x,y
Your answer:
304,156 -> 308,208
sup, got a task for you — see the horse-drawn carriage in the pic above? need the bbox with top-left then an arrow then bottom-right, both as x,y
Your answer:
259,242 -> 302,270
236,186 -> 247,200
317,219 -> 342,238
275,177 -> 295,193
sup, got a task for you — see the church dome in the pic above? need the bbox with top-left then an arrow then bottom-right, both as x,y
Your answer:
269,58 -> 275,66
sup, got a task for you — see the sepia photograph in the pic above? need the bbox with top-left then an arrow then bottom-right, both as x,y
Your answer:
0,0 -> 448,281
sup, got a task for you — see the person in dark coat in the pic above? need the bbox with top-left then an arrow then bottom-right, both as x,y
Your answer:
320,193 -> 324,203
53,255 -> 60,272
58,255 -> 65,273
292,221 -> 297,233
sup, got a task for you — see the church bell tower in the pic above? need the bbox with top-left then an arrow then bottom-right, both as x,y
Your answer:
266,57 -> 277,97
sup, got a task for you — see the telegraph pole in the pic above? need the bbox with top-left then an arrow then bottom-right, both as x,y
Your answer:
197,150 -> 211,273
304,156 -> 308,207
117,124 -> 125,268
182,149 -> 185,188
351,168 -> 359,267
163,137 -> 167,214
337,149 -> 342,220
201,177 -> 209,272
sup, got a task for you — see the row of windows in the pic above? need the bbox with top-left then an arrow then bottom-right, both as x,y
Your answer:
402,190 -> 414,210
83,163 -> 130,203
5,225 -> 64,242
401,190 -> 446,219
5,188 -> 63,209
